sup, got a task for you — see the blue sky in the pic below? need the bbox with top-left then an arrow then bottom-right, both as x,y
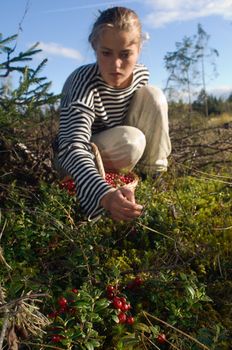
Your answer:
1,0 -> 232,99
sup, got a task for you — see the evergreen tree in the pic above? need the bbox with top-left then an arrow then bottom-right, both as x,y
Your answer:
227,93 -> 232,103
193,89 -> 225,115
0,33 -> 59,125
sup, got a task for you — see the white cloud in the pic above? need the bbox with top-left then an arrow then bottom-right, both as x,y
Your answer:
144,0 -> 232,27
208,85 -> 232,98
165,85 -> 232,101
43,0 -> 137,13
38,42 -> 83,61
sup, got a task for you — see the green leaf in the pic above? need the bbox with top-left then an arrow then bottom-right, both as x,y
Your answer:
186,285 -> 195,299
134,322 -> 151,334
88,340 -> 101,347
120,334 -> 140,346
201,295 -> 212,302
111,314 -> 119,323
75,301 -> 90,308
85,341 -> 95,350
73,327 -> 85,339
150,325 -> 160,337
94,299 -> 110,312
90,313 -> 102,322
64,329 -> 74,337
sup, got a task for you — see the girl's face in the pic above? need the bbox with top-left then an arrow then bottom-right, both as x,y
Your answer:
95,27 -> 140,89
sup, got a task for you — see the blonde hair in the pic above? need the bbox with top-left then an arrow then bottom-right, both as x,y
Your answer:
88,7 -> 142,49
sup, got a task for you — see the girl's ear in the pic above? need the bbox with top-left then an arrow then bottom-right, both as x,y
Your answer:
137,36 -> 143,53
139,32 -> 148,52
137,42 -> 142,55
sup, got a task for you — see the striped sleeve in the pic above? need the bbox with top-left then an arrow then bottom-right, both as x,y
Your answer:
58,65 -> 112,220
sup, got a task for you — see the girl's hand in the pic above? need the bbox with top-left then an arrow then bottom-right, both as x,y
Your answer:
100,187 -> 143,221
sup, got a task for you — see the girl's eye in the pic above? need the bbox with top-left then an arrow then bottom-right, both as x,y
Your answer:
102,51 -> 111,56
120,52 -> 132,59
121,53 -> 128,59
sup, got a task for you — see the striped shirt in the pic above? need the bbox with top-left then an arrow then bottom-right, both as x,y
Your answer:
58,62 -> 149,220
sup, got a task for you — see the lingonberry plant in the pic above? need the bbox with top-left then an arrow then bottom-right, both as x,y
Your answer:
1,169 -> 231,349
46,284 -> 112,349
46,282 -> 138,349
105,283 -> 135,325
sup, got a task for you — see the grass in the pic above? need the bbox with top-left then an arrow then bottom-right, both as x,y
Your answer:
207,112 -> 232,127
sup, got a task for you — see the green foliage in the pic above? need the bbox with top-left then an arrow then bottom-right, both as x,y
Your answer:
0,33 -> 60,127
1,170 -> 232,349
45,284 -> 113,349
193,89 -> 228,115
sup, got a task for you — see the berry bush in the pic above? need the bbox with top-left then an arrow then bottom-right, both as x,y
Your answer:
1,171 -> 232,349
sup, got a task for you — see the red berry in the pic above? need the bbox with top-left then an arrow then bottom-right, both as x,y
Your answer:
68,299 -> 75,304
107,285 -> 116,293
126,281 -> 135,290
134,276 -> 143,286
60,178 -> 76,195
107,292 -> 115,300
51,335 -> 62,343
157,333 -> 166,344
48,311 -> 58,318
113,296 -> 121,301
58,296 -> 68,308
113,298 -> 122,309
59,307 -> 67,314
126,316 -> 135,325
71,288 -> 79,294
118,312 -> 127,324
120,297 -> 127,304
121,303 -> 131,311
49,327 -> 59,331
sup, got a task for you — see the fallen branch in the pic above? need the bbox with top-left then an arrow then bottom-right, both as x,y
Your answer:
143,311 -> 210,350
0,293 -> 49,313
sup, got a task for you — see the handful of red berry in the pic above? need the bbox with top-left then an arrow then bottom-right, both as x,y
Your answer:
59,177 -> 76,195
105,172 -> 137,188
59,172 -> 138,196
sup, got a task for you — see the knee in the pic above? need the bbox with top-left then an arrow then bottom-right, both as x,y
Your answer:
137,85 -> 168,109
123,127 -> 146,162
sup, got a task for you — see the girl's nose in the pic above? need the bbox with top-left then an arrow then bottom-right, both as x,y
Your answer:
113,57 -> 122,68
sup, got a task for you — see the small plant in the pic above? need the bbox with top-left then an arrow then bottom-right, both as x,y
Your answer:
105,283 -> 135,325
46,285 -> 108,349
45,282 -> 141,349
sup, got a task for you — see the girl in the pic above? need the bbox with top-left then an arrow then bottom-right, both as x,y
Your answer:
58,6 -> 171,222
